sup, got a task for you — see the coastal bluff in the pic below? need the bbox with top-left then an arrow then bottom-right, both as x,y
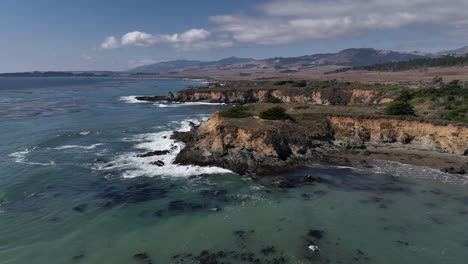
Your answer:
173,109 -> 468,175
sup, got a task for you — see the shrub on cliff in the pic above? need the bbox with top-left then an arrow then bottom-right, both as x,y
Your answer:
384,101 -> 415,116
259,107 -> 292,120
219,106 -> 252,118
264,97 -> 283,103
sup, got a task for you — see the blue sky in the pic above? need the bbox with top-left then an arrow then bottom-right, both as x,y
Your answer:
1,0 -> 467,72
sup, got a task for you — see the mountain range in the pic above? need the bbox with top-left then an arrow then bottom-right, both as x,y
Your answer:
129,48 -> 440,74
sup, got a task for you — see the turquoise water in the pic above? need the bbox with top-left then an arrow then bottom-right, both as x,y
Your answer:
0,78 -> 467,264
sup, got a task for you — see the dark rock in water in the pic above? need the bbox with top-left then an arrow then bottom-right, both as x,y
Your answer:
358,159 -> 373,168
151,160 -> 165,167
137,150 -> 170,157
308,229 -> 324,239
133,252 -> 152,264
135,95 -> 168,102
441,167 -> 465,175
304,174 -> 327,183
72,204 -> 88,213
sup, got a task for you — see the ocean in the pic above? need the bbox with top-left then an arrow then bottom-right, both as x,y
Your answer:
0,77 -> 467,264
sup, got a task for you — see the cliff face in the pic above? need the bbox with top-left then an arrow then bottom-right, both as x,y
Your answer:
174,112 -> 468,175
328,116 -> 468,155
174,88 -> 392,105
174,113 -> 332,174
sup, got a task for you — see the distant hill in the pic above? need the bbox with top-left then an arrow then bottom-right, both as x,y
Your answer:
438,46 -> 468,56
128,48 -> 433,75
326,54 -> 468,74
129,57 -> 253,73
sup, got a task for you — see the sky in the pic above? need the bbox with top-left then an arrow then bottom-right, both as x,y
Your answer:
1,0 -> 467,72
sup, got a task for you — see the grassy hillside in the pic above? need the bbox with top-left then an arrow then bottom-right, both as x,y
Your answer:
327,55 -> 468,74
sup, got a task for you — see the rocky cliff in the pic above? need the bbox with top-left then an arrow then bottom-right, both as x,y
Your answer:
172,88 -> 392,105
328,116 -> 468,155
173,111 -> 468,175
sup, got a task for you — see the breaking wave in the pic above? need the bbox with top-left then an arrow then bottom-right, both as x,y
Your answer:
98,117 -> 232,178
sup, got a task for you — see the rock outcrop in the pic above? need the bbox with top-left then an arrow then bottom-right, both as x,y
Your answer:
328,116 -> 468,155
137,87 -> 393,105
173,111 -> 468,175
174,113 -> 333,175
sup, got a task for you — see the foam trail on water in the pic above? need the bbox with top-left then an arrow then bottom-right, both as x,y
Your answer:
100,117 -> 232,178
153,102 -> 226,108
53,143 -> 104,150
370,160 -> 468,185
9,148 -> 56,166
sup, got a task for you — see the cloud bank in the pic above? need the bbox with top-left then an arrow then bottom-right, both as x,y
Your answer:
101,0 -> 468,51
211,0 -> 468,45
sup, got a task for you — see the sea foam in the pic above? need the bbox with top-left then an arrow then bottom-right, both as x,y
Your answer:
119,96 -> 149,104
99,117 -> 232,178
9,148 -> 56,166
53,143 -> 104,150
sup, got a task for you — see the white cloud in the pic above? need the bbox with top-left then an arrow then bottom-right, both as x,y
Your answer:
210,0 -> 468,45
161,29 -> 211,43
121,31 -> 158,47
100,36 -> 120,49
100,28 -> 226,51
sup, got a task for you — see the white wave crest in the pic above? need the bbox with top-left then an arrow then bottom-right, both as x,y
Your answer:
53,143 -> 104,150
99,118 -> 232,178
153,102 -> 226,108
119,96 -> 149,104
9,148 -> 56,166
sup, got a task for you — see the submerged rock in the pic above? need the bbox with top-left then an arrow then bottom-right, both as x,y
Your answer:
137,150 -> 170,158
441,167 -> 465,175
151,160 -> 165,167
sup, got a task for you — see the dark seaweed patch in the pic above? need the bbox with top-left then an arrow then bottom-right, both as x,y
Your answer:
430,216 -> 445,225
72,204 -> 88,213
261,246 -> 276,256
133,252 -> 152,264
307,230 -> 324,239
173,249 -> 287,264
168,200 -> 207,212
97,180 -> 168,207
397,240 -> 410,246
71,254 -> 85,262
